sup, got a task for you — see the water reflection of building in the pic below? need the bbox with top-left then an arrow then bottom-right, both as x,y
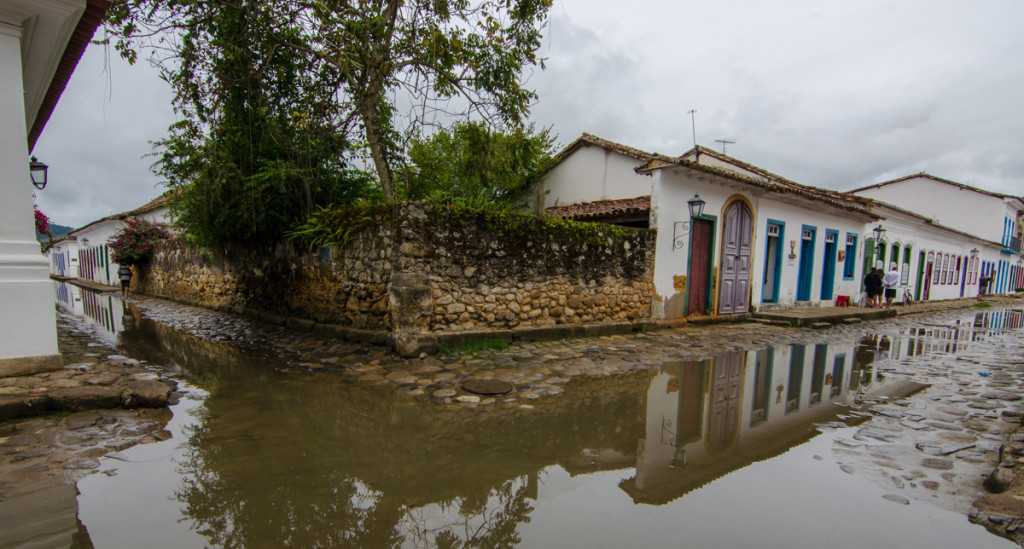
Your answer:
620,344 -> 915,505
863,309 -> 1024,361
56,282 -> 126,346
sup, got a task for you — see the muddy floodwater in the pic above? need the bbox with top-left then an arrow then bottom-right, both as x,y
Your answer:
19,286 -> 1024,547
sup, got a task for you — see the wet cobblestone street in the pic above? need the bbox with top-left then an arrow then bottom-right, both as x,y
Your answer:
3,288 -> 1024,548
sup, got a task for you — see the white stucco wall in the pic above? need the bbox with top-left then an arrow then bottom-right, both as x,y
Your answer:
650,167 -> 869,319
542,146 -> 650,208
863,208 -> 1000,303
0,26 -> 59,365
48,239 -> 79,277
853,177 -> 1005,243
71,219 -> 121,286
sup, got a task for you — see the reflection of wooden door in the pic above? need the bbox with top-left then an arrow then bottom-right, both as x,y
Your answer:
718,202 -> 753,314
707,351 -> 743,452
688,219 -> 713,315
677,361 -> 706,445
751,348 -> 773,425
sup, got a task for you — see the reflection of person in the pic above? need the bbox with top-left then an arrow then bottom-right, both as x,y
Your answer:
118,263 -> 133,298
864,268 -> 883,307
883,264 -> 900,308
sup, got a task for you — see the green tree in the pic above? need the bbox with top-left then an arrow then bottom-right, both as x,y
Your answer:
104,0 -> 554,204
104,1 -> 377,246
402,121 -> 556,207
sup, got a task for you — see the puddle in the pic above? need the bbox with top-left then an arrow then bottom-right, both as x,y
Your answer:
41,284 -> 1023,547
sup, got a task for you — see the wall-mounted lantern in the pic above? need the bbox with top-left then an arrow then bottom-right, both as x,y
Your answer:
673,194 -> 707,250
80,237 -> 89,248
871,224 -> 886,243
970,248 -> 980,259
29,156 -> 48,190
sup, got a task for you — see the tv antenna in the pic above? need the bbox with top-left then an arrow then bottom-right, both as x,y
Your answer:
688,109 -> 697,148
715,139 -> 735,154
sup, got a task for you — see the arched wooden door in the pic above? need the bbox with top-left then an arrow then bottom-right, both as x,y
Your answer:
718,201 -> 753,314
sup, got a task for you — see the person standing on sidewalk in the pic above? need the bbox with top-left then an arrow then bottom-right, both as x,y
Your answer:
883,263 -> 900,308
864,268 -> 883,307
118,263 -> 133,298
978,272 -> 991,300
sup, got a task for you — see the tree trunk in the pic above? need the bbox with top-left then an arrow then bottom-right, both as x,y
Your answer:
358,98 -> 395,201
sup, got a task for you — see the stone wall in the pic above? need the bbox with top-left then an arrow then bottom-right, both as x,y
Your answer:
137,204 -> 655,356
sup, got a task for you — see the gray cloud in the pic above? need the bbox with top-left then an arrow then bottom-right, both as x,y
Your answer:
33,0 -> 1024,230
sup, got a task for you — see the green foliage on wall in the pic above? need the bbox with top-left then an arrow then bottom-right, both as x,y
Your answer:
286,202 -> 395,250
429,203 -> 637,250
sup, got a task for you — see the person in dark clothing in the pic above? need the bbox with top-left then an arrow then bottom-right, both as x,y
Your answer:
118,264 -> 133,298
864,268 -> 883,308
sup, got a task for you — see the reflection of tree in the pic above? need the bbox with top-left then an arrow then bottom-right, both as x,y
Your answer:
117,300 -> 647,547
169,367 -> 646,547
402,478 -> 534,548
175,418 -> 404,548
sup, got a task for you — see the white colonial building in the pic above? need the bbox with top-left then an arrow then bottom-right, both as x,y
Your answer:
59,191 -> 175,286
539,135 -> 1014,321
851,174 -> 1024,295
0,0 -> 108,376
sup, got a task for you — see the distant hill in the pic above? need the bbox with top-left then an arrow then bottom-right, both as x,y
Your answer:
37,223 -> 73,243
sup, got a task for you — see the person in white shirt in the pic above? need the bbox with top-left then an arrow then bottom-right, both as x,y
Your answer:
882,263 -> 900,308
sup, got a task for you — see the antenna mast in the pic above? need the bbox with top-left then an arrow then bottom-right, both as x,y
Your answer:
688,109 -> 697,148
714,139 -> 735,154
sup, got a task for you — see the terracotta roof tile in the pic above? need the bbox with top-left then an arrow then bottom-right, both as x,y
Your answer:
547,196 -> 651,221
552,133 -> 654,164
639,148 -> 877,219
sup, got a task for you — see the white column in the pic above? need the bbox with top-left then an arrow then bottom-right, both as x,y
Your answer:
0,24 -> 61,375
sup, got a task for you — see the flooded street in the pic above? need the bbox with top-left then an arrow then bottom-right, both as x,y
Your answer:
8,284 -> 1024,547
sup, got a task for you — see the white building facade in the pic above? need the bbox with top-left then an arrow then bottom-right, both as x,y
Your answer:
541,136 -> 1019,321
0,0 -> 108,376
852,175 -> 1024,296
65,197 -> 173,287
641,153 -> 877,319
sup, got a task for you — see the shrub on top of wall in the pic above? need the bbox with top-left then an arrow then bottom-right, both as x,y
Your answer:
286,201 -> 395,250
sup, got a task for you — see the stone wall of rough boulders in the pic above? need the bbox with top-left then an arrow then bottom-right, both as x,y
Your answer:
136,203 -> 655,356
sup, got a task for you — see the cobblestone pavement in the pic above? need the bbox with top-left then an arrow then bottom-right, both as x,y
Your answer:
128,294 -> 1023,406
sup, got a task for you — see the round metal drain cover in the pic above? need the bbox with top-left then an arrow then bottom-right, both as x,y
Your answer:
462,380 -> 514,396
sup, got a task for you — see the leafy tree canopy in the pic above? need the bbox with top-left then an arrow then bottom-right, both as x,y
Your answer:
104,0 -> 554,208
103,1 -> 380,246
401,121 -> 556,209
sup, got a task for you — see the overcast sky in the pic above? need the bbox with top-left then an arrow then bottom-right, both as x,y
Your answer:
33,0 -> 1024,229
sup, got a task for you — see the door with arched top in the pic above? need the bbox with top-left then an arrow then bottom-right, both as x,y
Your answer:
718,201 -> 753,314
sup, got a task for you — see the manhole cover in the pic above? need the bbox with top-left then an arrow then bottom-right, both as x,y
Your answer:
462,380 -> 514,396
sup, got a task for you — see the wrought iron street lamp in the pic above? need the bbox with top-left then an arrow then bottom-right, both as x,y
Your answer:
970,248 -> 980,259
29,157 -> 48,190
871,224 -> 886,244
687,193 -> 706,221
674,194 -> 708,250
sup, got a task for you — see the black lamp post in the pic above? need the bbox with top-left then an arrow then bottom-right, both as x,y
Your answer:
29,157 -> 48,190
